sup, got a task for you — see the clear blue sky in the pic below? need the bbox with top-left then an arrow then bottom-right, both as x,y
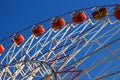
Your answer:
0,0 -> 120,40
0,0 -> 120,80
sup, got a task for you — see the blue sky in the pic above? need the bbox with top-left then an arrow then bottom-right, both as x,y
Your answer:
0,0 -> 120,80
0,0 -> 120,41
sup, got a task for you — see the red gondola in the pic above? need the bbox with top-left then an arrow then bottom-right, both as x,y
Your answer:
51,17 -> 66,30
113,6 -> 120,20
12,34 -> 24,45
92,7 -> 108,20
72,11 -> 87,24
32,25 -> 45,37
0,44 -> 4,54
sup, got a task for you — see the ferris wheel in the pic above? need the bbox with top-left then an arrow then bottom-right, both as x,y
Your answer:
0,4 -> 120,80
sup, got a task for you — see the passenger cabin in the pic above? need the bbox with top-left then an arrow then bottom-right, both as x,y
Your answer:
12,34 -> 24,45
0,44 -> 4,54
72,11 -> 87,24
32,25 -> 45,37
51,17 -> 66,30
113,6 -> 120,20
92,7 -> 108,20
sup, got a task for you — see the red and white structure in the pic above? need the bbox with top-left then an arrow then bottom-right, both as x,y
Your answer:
0,4 -> 120,80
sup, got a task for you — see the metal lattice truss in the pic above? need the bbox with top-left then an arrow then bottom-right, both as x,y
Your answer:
0,17 -> 120,80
